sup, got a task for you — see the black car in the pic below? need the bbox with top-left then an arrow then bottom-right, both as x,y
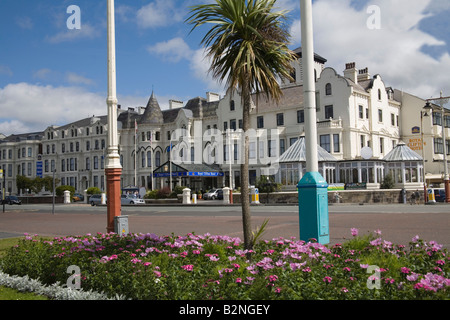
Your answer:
2,196 -> 22,205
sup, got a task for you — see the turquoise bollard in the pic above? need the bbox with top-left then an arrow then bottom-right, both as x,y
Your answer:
297,172 -> 329,244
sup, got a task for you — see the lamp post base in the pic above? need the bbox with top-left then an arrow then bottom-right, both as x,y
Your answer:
105,167 -> 122,233
445,179 -> 450,203
297,172 -> 329,244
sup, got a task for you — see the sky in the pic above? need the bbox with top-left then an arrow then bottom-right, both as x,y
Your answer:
0,0 -> 449,136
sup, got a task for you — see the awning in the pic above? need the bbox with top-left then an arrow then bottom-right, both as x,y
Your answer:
152,161 -> 224,177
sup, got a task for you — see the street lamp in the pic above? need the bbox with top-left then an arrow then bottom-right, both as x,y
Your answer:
425,92 -> 450,203
297,0 -> 329,245
105,0 -> 122,233
421,102 -> 432,203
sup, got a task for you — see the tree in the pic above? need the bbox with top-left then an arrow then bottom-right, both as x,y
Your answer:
187,0 -> 295,251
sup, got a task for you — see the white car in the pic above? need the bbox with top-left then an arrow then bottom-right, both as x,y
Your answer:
121,194 -> 145,205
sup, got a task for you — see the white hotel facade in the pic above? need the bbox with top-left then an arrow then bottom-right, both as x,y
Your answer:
1,48 -> 449,195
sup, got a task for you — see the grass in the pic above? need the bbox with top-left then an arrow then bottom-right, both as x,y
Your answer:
0,238 -> 49,300
0,285 -> 48,300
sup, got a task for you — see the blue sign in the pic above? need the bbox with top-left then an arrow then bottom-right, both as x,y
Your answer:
153,171 -> 224,178
412,126 -> 420,134
36,161 -> 43,178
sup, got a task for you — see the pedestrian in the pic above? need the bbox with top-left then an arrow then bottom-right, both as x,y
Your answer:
414,190 -> 420,205
410,191 -> 415,205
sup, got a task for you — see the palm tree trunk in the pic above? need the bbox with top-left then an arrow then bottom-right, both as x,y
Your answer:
241,82 -> 253,251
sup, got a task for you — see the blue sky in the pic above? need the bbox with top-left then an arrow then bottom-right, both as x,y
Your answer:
0,0 -> 449,136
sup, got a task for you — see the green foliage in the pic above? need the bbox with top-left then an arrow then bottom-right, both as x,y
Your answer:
0,231 -> 448,300
86,187 -> 102,195
381,173 -> 395,189
55,185 -> 75,198
255,176 -> 281,193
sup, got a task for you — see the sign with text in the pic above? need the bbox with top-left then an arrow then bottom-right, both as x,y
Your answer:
408,138 -> 422,151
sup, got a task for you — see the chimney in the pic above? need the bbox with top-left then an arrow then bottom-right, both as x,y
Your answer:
358,67 -> 370,81
344,62 -> 358,84
206,92 -> 220,102
169,100 -> 183,110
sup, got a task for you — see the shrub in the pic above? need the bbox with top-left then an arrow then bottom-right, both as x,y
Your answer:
86,187 -> 102,195
0,230 -> 448,300
55,185 -> 75,198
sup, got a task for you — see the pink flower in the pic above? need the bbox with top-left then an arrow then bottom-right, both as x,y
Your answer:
275,287 -> 282,293
235,278 -> 242,283
341,287 -> 348,293
181,264 -> 194,272
323,276 -> 332,283
351,228 -> 358,237
401,267 -> 410,274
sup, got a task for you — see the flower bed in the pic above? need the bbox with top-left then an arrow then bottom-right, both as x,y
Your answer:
0,229 -> 448,300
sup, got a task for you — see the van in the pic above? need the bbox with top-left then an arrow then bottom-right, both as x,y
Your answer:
433,189 -> 445,202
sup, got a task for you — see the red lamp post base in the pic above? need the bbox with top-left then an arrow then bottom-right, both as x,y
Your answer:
105,167 -> 122,233
445,179 -> 450,203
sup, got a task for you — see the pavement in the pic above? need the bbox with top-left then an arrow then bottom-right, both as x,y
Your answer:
0,201 -> 449,249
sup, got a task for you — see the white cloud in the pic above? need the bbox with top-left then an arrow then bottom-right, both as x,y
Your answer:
147,37 -> 193,63
15,16 -> 33,30
65,72 -> 95,86
0,83 -> 106,135
290,0 -> 450,98
137,0 -> 184,29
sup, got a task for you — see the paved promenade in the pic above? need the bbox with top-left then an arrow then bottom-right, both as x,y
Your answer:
0,202 -> 449,249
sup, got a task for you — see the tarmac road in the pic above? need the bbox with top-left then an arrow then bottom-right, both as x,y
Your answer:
0,202 -> 449,249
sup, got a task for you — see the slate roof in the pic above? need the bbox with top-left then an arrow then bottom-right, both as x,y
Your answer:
139,91 -> 164,125
382,142 -> 423,162
279,136 -> 338,163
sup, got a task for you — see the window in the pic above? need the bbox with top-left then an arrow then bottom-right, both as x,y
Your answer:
155,151 -> 161,167
378,109 -> 383,123
230,100 -> 235,111
333,134 -> 340,153
290,68 -> 296,83
391,113 -> 395,126
238,119 -> 243,129
223,121 -> 228,130
62,143 -> 65,153
378,89 -> 382,100
86,141 -> 90,151
325,83 -> 332,95
445,116 -> 450,128
434,138 -> 444,154
155,131 -> 160,141
268,140 -> 277,157
433,112 -> 442,126
290,137 -> 298,146
280,138 -> 286,155
320,135 -> 331,153
359,105 -> 364,119
297,110 -> 304,123
380,138 -> 384,154
366,108 -> 369,119
147,151 -> 152,167
94,156 -> 99,170
360,135 -> 365,148
230,119 -> 236,130
325,105 -> 333,119
257,116 -> 264,128
276,113 -> 284,126
86,157 -> 90,170
27,147 -> 32,157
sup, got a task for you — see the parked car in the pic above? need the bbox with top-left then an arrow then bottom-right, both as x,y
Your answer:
433,189 -> 445,202
89,194 -> 105,206
72,193 -> 84,202
121,194 -> 145,205
203,189 -> 221,200
2,196 -> 22,205
217,189 -> 223,200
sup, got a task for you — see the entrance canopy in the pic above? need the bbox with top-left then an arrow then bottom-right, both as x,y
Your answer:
153,161 -> 224,177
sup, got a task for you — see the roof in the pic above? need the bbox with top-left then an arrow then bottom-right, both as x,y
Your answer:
139,91 -> 164,125
383,143 -> 423,162
292,47 -> 327,64
279,136 -> 338,163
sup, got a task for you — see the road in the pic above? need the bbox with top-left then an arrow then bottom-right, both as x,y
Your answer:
0,201 -> 449,249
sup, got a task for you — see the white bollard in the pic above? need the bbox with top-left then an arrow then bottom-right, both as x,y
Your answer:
183,188 -> 191,204
64,190 -> 71,204
192,193 -> 197,204
222,187 -> 230,204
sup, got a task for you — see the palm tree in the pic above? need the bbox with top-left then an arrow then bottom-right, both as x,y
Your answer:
186,0 -> 295,251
